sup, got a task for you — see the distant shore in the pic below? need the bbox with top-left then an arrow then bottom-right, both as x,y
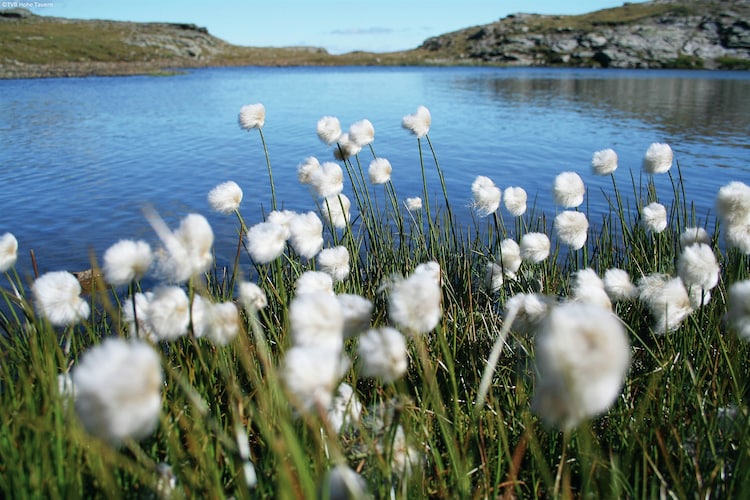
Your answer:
2,0 -> 749,80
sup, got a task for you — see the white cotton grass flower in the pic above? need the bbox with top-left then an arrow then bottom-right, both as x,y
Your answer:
499,238 -> 522,279
591,148 -> 618,175
288,211 -> 324,259
405,197 -> 422,212
32,271 -> 90,327
317,246 -> 350,282
172,213 -> 214,279
504,293 -> 552,337
267,209 -> 297,231
641,202 -> 668,234
333,133 -> 362,160
503,186 -> 527,216
290,292 -> 343,350
72,338 -> 162,444
327,383 -> 362,434
603,268 -> 637,301
368,157 -> 392,184
388,266 -> 442,335
188,295 -> 210,339
281,345 -> 346,414
532,302 -> 630,430
471,175 -> 501,217
322,464 -> 369,500
0,232 -> 18,272
688,285 -> 711,309
716,181 -> 750,225
571,268 -> 611,311
725,222 -> 750,254
145,286 -> 190,341
198,301 -> 240,346
348,119 -> 375,147
358,327 -> 408,383
123,291 -> 155,340
295,270 -> 334,296
402,105 -> 431,138
414,260 -> 442,286
520,232 -> 551,263
245,221 -> 288,264
316,116 -> 342,146
155,463 -> 177,498
238,281 -> 267,313
715,181 -> 750,254
554,211 -> 589,250
726,280 -> 750,341
553,171 -> 585,208
310,162 -> 344,198
322,194 -> 351,229
241,461 -> 257,489
677,243 -> 720,293
481,260 -> 506,294
297,156 -> 321,185
337,293 -> 373,338
638,274 -> 693,334
387,425 -> 423,479
208,181 -> 243,214
484,262 -> 505,293
147,211 -> 214,283
680,226 -> 711,248
642,142 -> 673,174
102,239 -> 153,286
238,103 -> 265,130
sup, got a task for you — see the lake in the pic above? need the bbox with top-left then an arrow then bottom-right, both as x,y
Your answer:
1,66 -> 749,279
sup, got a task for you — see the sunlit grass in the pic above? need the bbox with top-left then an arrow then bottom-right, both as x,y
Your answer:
1,105 -> 750,499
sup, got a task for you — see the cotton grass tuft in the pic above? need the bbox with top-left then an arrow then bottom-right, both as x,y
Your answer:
103,239 -> 153,286
316,116 -> 342,146
208,181 -> 243,214
402,105 -> 431,138
72,338 -> 162,445
32,271 -> 90,327
532,302 -> 630,430
0,232 -> 18,272
471,175 -> 501,217
553,171 -> 585,208
238,103 -> 265,130
591,148 -> 618,175
642,142 -> 673,174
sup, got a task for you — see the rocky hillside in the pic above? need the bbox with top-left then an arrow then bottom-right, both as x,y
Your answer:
419,0 -> 750,69
0,8 -> 421,78
2,1 -> 749,78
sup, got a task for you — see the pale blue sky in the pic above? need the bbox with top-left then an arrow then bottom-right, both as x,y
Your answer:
28,1 -> 649,54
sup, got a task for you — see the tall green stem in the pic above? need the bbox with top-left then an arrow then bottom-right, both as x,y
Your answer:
257,128 -> 276,210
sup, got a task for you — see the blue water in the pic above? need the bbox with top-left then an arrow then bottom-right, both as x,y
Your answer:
1,67 -> 749,278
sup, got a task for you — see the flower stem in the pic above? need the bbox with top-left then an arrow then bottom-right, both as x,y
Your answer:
257,128 -> 277,210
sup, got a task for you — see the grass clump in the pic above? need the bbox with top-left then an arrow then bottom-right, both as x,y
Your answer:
1,105 -> 750,498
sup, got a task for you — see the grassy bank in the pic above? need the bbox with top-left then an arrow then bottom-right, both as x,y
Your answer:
0,9 -> 432,79
1,105 -> 750,498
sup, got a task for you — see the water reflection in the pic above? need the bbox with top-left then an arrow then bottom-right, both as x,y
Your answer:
451,69 -> 750,144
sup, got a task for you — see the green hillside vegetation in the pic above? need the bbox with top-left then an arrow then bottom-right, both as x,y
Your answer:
1,0 -> 748,77
0,9 -> 430,77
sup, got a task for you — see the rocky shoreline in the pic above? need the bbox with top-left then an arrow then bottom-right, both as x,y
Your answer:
420,0 -> 750,70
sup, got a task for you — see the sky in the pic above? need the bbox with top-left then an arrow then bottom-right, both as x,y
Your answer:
26,1 -> 650,54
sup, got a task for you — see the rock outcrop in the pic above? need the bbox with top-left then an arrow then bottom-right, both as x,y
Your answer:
419,0 -> 750,69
